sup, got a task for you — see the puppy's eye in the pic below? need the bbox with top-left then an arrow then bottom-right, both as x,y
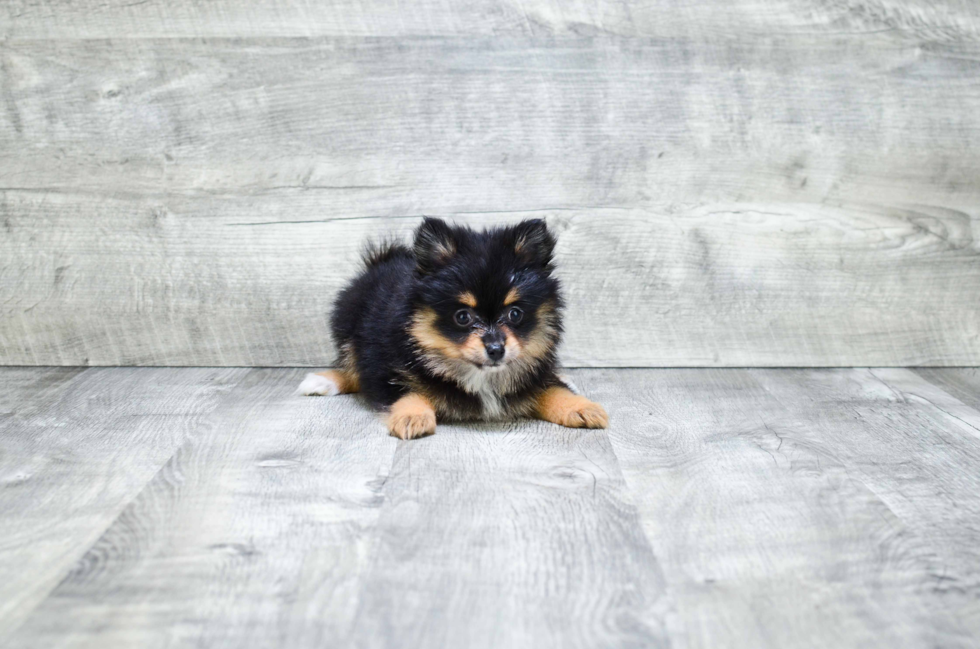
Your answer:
454,309 -> 473,327
508,307 -> 524,324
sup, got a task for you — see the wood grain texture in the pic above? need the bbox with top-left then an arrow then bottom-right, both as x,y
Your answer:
2,20 -> 980,366
4,36 -> 980,201
3,367 -> 980,647
2,195 -> 978,366
347,419 -> 668,649
589,368 -> 980,647
2,0 -> 979,38
4,369 -> 398,648
747,368 -> 980,639
0,366 -> 247,642
914,368 -> 980,413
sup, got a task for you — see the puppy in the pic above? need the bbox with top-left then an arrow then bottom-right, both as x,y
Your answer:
298,217 -> 607,439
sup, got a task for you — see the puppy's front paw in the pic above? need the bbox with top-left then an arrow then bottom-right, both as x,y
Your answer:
564,400 -> 609,429
386,393 -> 437,440
535,386 -> 609,429
297,372 -> 340,396
388,411 -> 436,440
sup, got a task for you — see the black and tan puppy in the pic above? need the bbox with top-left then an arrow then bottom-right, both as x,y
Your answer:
298,217 -> 607,439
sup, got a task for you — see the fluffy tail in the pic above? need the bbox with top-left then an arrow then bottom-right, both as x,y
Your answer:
361,240 -> 413,269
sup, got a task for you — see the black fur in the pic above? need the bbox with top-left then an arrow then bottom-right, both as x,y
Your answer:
330,217 -> 565,420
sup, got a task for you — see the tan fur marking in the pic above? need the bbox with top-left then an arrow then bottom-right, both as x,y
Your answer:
335,342 -> 360,389
502,326 -> 522,358
314,369 -> 359,394
433,241 -> 456,264
458,292 -> 477,307
410,308 -> 462,360
387,393 -> 437,440
399,375 -> 457,419
534,386 -> 608,429
522,300 -> 558,361
504,287 -> 521,306
459,332 -> 487,364
411,308 -> 490,366
514,234 -> 529,254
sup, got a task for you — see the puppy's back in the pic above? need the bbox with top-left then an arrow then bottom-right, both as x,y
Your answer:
329,243 -> 415,389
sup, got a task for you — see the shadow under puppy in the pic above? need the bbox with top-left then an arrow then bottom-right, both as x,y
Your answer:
299,217 -> 608,439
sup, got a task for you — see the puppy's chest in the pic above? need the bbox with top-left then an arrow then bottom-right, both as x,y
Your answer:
456,369 -> 513,420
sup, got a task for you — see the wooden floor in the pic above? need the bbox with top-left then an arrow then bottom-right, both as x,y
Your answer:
1,368 -> 979,648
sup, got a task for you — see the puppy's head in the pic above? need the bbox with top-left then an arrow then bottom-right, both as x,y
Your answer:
409,217 -> 563,384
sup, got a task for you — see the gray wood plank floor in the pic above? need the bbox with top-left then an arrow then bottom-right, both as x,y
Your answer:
1,367 -> 979,648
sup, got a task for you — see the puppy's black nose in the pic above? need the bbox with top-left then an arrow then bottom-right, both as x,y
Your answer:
485,342 -> 505,362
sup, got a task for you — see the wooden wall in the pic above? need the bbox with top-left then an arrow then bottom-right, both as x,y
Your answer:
1,1 -> 979,367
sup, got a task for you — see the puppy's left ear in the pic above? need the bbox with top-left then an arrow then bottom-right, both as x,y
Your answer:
414,217 -> 458,274
512,219 -> 556,267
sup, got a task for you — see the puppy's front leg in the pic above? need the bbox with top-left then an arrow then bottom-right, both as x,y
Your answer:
534,386 -> 608,429
386,393 -> 437,440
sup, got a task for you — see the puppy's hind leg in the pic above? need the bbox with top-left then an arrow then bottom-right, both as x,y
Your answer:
298,369 -> 360,396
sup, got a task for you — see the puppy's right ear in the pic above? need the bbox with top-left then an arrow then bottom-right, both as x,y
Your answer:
414,217 -> 457,274
512,218 -> 556,268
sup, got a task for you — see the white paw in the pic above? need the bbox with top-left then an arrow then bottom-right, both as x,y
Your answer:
297,373 -> 340,396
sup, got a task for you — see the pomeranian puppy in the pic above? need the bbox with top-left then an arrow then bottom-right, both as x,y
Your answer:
298,217 -> 607,439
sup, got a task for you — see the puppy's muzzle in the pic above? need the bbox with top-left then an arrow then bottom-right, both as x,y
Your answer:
482,330 -> 506,363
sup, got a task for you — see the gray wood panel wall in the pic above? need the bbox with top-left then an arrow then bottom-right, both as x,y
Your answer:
1,2 -> 979,367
